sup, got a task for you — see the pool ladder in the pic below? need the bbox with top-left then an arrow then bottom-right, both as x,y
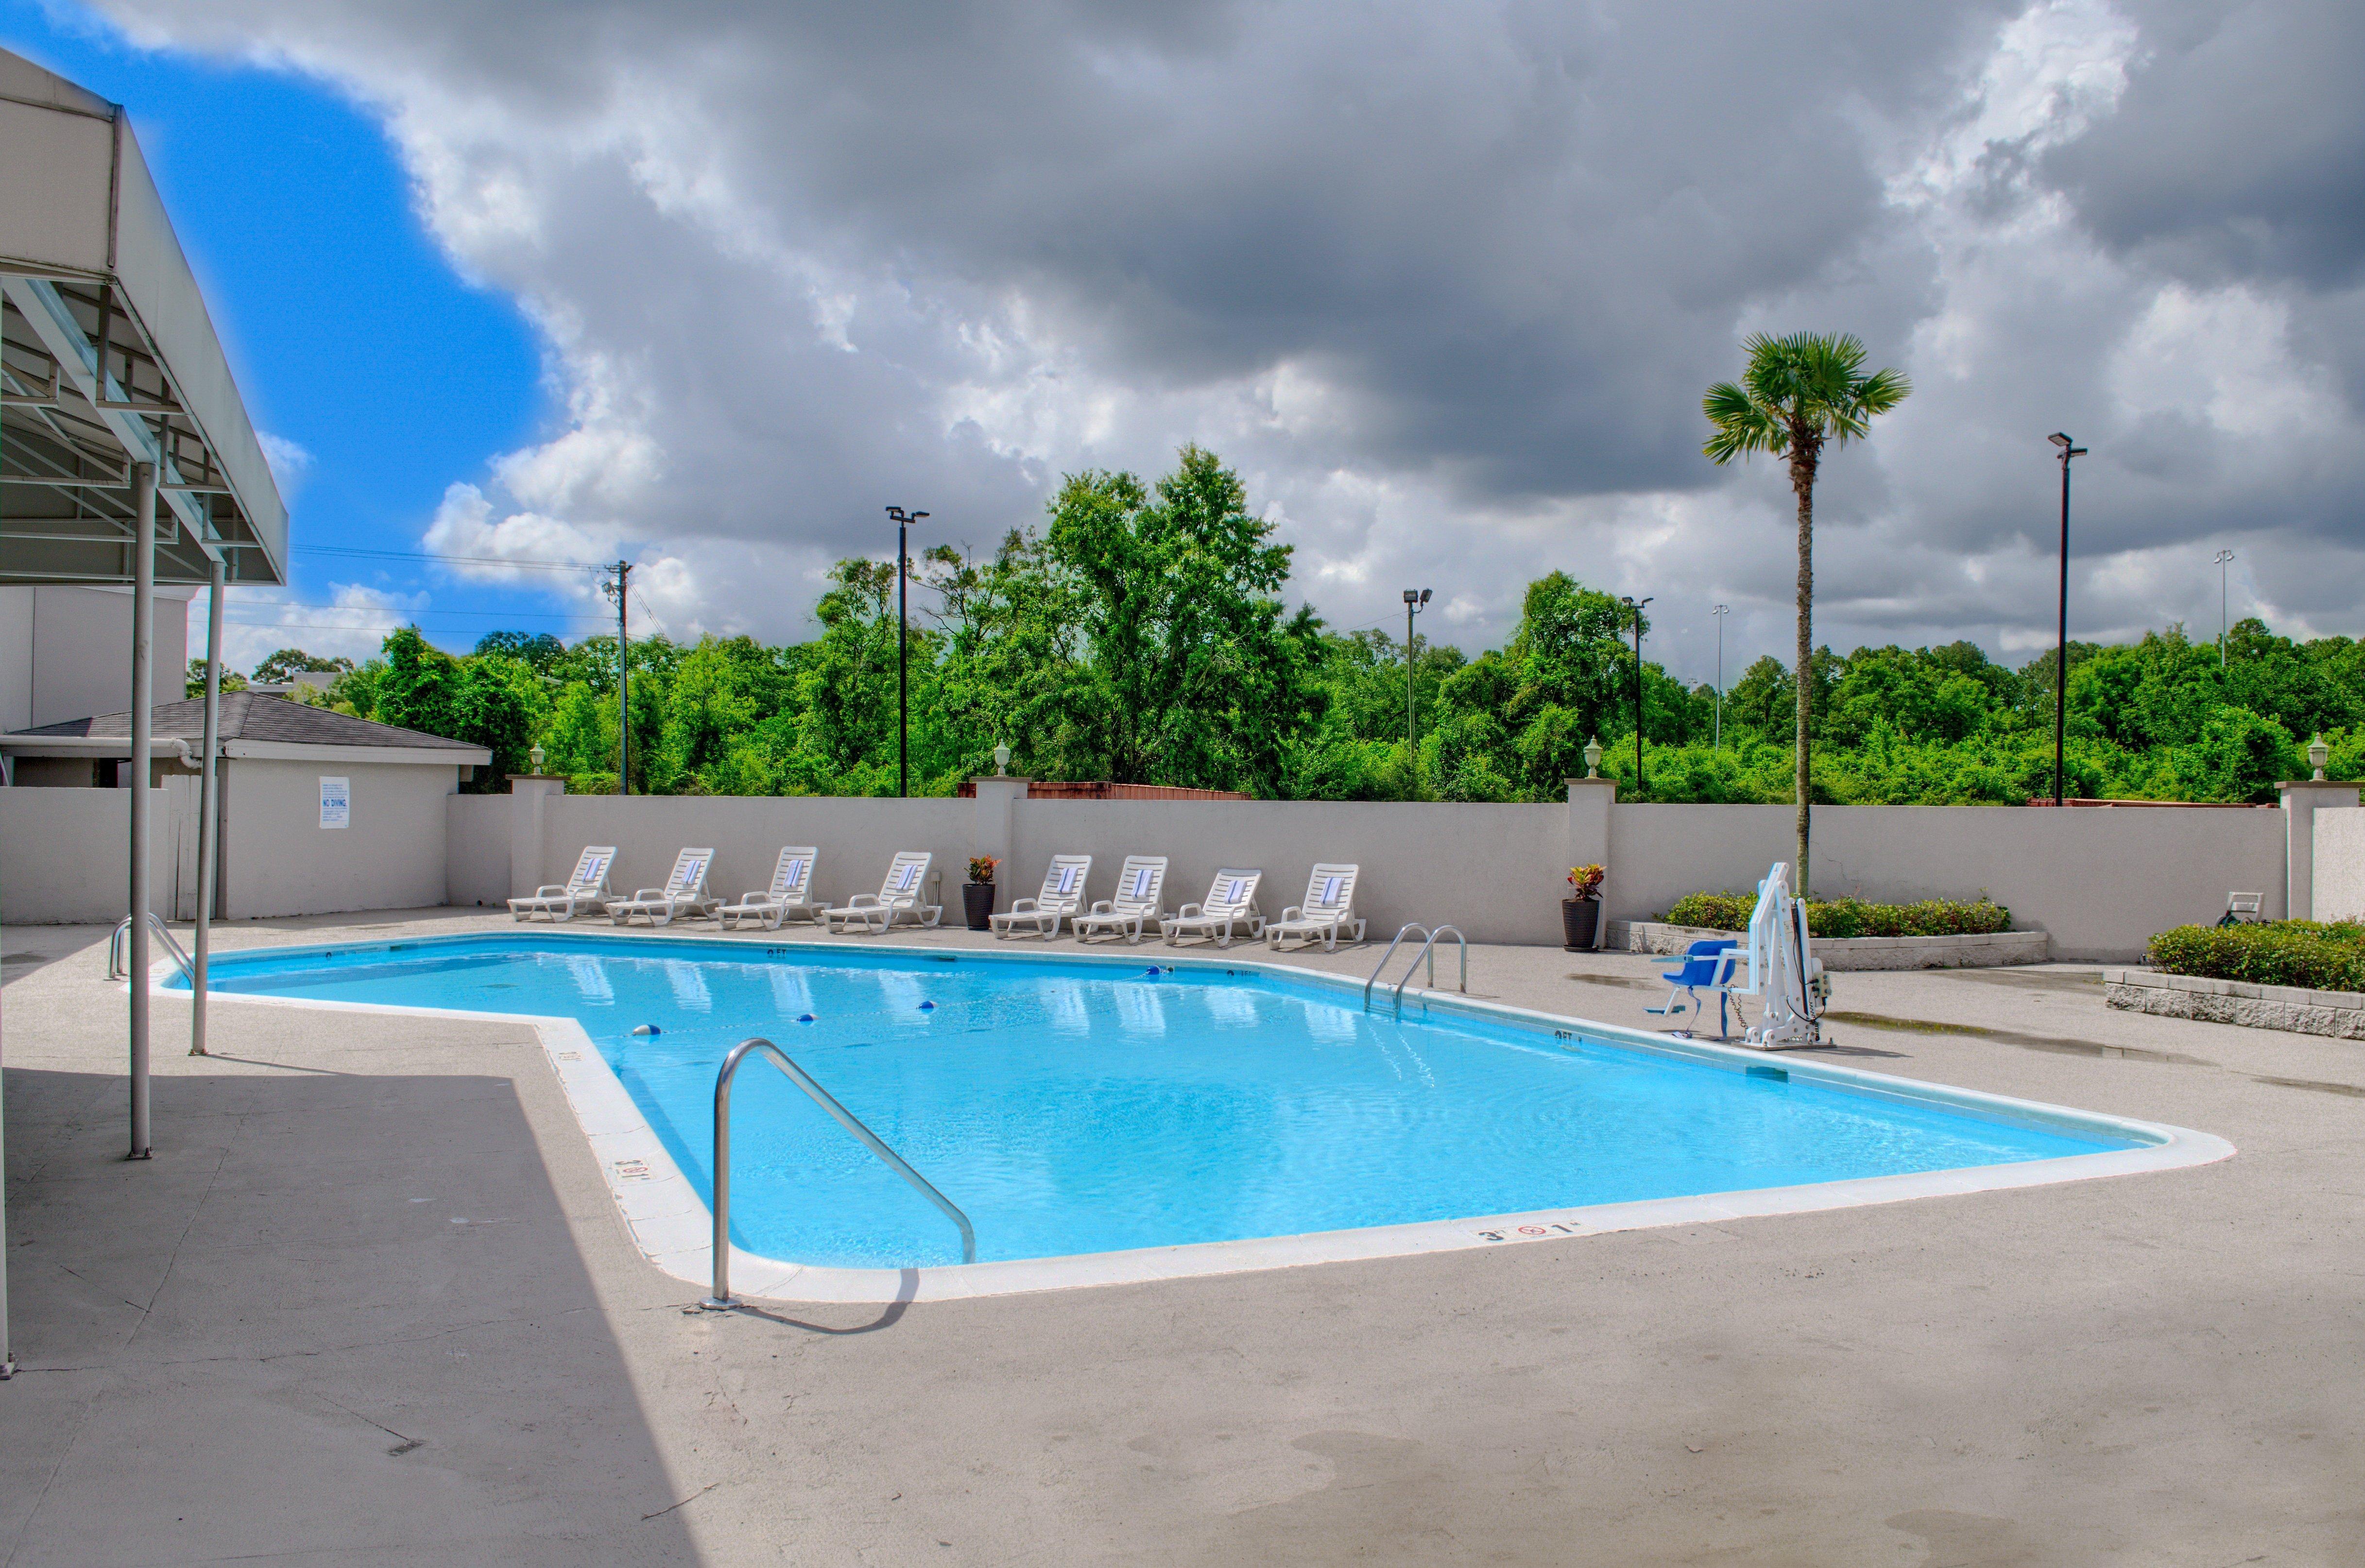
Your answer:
1363,923 -> 1468,1015
106,912 -> 194,985
701,1036 -> 976,1310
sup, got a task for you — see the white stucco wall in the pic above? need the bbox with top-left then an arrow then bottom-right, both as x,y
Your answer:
221,758 -> 459,918
1607,802 -> 2289,960
2311,808 -> 2365,924
446,793 -> 512,908
0,585 -> 32,734
0,779 -> 195,923
1000,799 -> 1569,946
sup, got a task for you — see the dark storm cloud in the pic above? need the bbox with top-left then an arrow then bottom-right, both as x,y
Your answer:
84,0 -> 2365,663
2044,0 -> 2365,290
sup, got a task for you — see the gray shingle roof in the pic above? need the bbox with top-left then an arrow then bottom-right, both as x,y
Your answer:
8,693 -> 481,751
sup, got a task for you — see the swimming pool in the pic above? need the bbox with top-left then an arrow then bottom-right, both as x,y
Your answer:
175,933 -> 2226,1297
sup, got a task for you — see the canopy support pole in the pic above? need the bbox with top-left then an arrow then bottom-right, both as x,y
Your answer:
128,460 -> 154,1159
191,554 -> 223,1056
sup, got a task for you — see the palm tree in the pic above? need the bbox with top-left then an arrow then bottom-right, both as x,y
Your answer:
1702,332 -> 1908,896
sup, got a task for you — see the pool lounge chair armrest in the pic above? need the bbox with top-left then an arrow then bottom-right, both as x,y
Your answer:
1280,905 -> 1302,922
1087,899 -> 1116,915
1175,901 -> 1205,919
1008,896 -> 1043,914
626,887 -> 668,903
531,883 -> 575,899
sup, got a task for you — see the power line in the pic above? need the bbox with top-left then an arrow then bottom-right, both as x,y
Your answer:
218,600 -> 598,622
292,544 -> 604,573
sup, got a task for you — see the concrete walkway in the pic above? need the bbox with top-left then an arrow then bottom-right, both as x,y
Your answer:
2,909 -> 2360,1565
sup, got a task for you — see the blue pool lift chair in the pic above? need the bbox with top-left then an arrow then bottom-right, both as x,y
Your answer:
1647,939 -> 1746,1038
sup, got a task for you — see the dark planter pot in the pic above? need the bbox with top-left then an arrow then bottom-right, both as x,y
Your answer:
1561,898 -> 1600,951
962,882 -> 997,931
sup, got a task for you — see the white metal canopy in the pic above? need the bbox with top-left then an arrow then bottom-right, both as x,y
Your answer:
0,46 -> 286,588
0,46 -> 291,1380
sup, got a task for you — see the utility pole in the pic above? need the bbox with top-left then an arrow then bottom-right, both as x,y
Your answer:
602,561 -> 632,794
1621,596 -> 1653,799
2048,434 -> 2086,807
1402,588 -> 1432,751
2214,548 -> 2235,668
885,507 -> 928,797
1711,603 -> 1729,751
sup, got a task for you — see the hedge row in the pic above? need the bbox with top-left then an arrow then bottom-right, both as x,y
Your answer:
2145,920 -> 2365,992
1662,890 -> 2013,939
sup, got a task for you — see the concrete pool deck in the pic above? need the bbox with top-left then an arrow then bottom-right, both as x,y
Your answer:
2,908 -> 2360,1564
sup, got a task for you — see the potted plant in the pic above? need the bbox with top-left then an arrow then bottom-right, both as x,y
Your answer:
1562,864 -> 1604,951
963,856 -> 999,930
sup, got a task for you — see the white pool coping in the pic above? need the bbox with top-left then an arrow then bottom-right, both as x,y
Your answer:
153,930 -> 2236,1305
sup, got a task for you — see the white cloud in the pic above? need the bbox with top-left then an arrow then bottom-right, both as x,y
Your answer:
254,429 -> 314,498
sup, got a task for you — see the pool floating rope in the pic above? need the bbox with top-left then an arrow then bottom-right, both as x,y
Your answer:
631,1023 -> 662,1036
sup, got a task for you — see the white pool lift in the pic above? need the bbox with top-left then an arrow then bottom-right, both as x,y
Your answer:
1739,861 -> 1828,1051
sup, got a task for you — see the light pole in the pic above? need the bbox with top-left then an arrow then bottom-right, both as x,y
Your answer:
885,507 -> 928,797
601,560 -> 632,794
1402,588 -> 1431,752
2214,548 -> 2235,668
1711,603 -> 1730,751
2048,433 -> 2086,807
1621,596 -> 1653,798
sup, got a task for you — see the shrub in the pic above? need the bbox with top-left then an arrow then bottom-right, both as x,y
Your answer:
1663,889 -> 2011,938
2145,921 -> 2365,991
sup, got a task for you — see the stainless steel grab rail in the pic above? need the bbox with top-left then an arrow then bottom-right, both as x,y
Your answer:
702,1036 -> 976,1309
107,913 -> 194,985
1375,924 -> 1468,1016
1364,923 -> 1433,1010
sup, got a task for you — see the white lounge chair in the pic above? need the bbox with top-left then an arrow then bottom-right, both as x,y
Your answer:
716,847 -> 821,931
608,848 -> 718,927
823,851 -> 943,934
1074,856 -> 1168,944
1264,864 -> 1366,952
992,854 -> 1094,940
1161,869 -> 1265,948
508,846 -> 616,922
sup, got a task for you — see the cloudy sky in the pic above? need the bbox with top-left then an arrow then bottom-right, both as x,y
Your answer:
16,0 -> 2363,681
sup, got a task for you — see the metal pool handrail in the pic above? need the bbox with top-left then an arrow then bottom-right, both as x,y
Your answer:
1364,923 -> 1433,1010
702,1036 -> 976,1309
1375,924 -> 1468,1016
107,913 -> 193,985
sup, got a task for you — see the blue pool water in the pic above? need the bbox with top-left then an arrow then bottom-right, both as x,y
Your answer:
182,936 -> 2135,1268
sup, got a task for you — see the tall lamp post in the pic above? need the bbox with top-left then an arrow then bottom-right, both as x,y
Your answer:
2048,433 -> 2087,806
1621,596 -> 1653,798
601,560 -> 633,794
885,507 -> 928,797
1711,603 -> 1729,751
2214,548 -> 2235,668
1401,588 -> 1432,752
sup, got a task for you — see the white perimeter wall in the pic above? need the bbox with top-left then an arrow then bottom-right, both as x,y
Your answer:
221,759 -> 459,918
2314,809 -> 2365,923
1607,802 -> 2289,960
0,778 -> 198,923
464,789 -> 2295,959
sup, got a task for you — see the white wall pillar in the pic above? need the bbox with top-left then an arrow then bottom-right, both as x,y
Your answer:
2279,779 -> 2361,920
971,776 -> 1026,883
1567,776 -> 1615,921
507,775 -> 567,900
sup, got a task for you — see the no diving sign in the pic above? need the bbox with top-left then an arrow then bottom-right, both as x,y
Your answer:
319,776 -> 350,830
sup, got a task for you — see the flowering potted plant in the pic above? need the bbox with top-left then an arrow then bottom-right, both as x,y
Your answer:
963,855 -> 999,930
1562,864 -> 1604,951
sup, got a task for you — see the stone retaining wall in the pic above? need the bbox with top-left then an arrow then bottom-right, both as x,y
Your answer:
1607,920 -> 2049,971
2105,968 -> 2365,1040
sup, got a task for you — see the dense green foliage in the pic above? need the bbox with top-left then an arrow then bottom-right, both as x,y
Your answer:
246,443 -> 2365,805
1664,890 -> 2012,937
2146,921 -> 2365,992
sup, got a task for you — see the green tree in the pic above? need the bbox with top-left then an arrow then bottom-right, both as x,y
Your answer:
1703,331 -> 1909,892
251,648 -> 355,684
184,659 -> 248,699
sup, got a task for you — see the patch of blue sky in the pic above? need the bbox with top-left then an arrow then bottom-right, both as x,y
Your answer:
2,3 -> 582,658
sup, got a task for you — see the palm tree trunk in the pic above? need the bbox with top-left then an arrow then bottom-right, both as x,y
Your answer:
1791,443 -> 1818,900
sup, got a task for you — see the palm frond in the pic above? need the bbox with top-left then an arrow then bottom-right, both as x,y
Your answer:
1701,381 -> 1784,464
